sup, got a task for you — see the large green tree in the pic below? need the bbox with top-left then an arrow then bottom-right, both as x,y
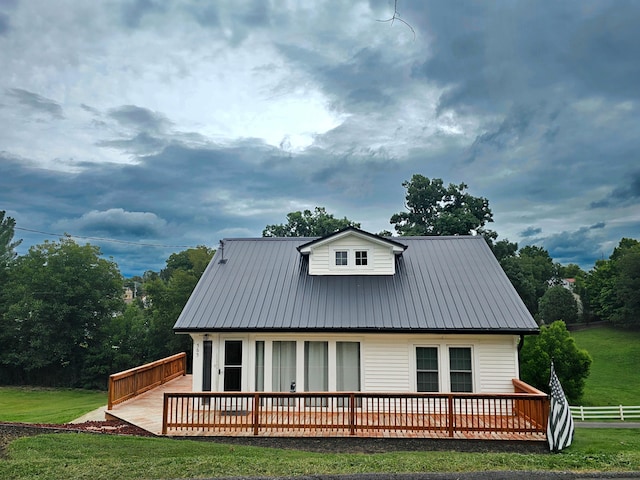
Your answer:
389,175 -> 494,237
584,238 -> 640,327
538,285 -> 579,325
263,207 -> 360,237
0,238 -> 123,387
519,321 -> 592,404
500,245 -> 557,317
144,246 -> 214,360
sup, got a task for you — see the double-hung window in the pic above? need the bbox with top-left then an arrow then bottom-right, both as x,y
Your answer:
355,250 -> 368,266
416,347 -> 439,392
449,347 -> 473,392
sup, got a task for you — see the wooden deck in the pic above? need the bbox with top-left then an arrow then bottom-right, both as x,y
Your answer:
106,375 -> 546,442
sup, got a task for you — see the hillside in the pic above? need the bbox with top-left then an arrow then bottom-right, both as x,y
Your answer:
571,326 -> 640,406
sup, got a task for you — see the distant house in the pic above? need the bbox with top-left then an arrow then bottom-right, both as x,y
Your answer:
173,227 -> 539,397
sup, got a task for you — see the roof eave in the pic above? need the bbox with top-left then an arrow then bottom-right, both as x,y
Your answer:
174,327 -> 540,335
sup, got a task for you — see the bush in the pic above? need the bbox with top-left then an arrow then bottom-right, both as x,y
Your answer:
520,321 -> 591,404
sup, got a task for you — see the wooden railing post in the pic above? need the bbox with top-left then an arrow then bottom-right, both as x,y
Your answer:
349,393 -> 356,436
107,375 -> 115,410
253,393 -> 260,436
448,394 -> 454,437
162,393 -> 169,435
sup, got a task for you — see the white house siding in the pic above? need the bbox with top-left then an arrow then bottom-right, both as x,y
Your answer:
188,332 -> 521,395
362,338 -> 411,391
308,236 -> 395,275
475,335 -> 520,392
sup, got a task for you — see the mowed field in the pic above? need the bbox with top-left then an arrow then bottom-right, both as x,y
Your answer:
571,326 -> 640,406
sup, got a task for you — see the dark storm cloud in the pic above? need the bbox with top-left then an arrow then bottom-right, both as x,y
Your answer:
527,223 -> 610,268
7,88 -> 63,119
276,45 -> 404,111
0,13 -> 10,35
410,1 -> 640,112
107,105 -> 172,133
590,172 -> 640,208
520,226 -> 542,238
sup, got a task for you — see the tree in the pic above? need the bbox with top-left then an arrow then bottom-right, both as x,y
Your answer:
0,238 -> 123,387
499,256 -> 538,314
389,175 -> 494,237
519,321 -> 592,404
499,245 -> 556,316
263,207 -> 360,237
491,238 -> 518,262
0,210 -> 21,280
144,246 -> 214,360
538,285 -> 579,324
583,238 -> 640,328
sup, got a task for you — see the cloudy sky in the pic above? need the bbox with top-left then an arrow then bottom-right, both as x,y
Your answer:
1,0 -> 639,277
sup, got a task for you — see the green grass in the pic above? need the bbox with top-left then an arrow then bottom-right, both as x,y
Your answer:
571,326 -> 640,406
0,387 -> 106,423
0,428 -> 638,479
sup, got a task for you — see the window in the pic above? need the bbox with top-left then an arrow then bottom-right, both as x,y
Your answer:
336,342 -> 360,391
355,250 -> 368,266
305,341 -> 328,406
255,341 -> 264,392
416,347 -> 439,392
335,250 -> 348,266
449,347 -> 473,393
272,341 -> 297,405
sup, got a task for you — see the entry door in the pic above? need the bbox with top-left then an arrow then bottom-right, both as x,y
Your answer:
223,340 -> 243,391
202,340 -> 213,391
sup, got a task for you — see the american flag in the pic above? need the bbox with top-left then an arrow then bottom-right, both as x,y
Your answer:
547,362 -> 575,452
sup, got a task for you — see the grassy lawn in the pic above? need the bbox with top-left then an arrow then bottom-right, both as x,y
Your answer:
0,387 -> 106,424
571,326 -> 640,406
0,428 -> 638,479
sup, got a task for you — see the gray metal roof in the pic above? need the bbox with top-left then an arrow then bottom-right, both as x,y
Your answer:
173,235 -> 539,334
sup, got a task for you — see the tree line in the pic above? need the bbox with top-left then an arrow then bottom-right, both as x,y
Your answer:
0,175 -> 636,398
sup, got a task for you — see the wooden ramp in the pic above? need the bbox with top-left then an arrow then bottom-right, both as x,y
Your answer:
106,375 -> 192,435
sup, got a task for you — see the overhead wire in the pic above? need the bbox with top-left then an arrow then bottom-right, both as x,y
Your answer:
14,226 -> 200,249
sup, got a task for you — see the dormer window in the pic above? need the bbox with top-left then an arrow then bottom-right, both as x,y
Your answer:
355,250 -> 368,266
335,251 -> 348,266
297,227 -> 407,276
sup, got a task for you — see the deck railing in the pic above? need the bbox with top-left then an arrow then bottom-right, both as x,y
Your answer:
108,352 -> 187,409
162,384 -> 548,438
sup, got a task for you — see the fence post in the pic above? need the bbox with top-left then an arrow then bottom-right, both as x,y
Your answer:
620,405 -> 624,421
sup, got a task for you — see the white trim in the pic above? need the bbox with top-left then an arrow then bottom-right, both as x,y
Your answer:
412,344 -> 441,392
447,345 -> 475,393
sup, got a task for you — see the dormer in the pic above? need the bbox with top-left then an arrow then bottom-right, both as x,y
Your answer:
297,227 -> 407,275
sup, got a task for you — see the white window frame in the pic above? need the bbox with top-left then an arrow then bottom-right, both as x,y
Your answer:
329,248 -> 372,271
413,345 -> 441,392
448,346 -> 474,393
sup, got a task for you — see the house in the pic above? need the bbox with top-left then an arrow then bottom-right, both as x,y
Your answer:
173,227 -> 539,398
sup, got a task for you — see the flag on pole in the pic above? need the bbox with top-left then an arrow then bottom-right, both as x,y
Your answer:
547,362 -> 575,452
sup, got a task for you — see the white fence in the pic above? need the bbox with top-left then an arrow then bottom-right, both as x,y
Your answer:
570,405 -> 640,421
